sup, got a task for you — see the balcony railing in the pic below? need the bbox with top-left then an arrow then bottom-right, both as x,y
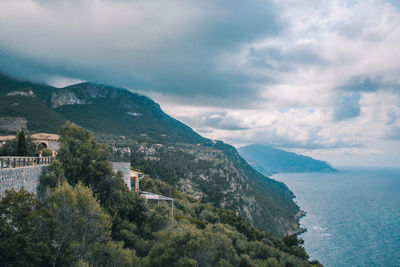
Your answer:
0,156 -> 54,169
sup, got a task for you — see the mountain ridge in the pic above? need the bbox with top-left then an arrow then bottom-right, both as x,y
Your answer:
0,72 -> 301,236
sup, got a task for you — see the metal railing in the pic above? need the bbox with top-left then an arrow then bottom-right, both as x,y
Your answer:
0,156 -> 54,169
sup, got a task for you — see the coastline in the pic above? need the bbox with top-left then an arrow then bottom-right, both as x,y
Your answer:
271,172 -> 309,236
271,170 -> 337,236
295,210 -> 307,235
272,168 -> 400,267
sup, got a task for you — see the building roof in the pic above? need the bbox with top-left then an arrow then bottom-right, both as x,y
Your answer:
140,191 -> 173,201
0,136 -> 16,141
131,170 -> 144,176
30,133 -> 60,141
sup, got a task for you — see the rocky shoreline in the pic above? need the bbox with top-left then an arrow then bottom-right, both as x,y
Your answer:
295,210 -> 307,235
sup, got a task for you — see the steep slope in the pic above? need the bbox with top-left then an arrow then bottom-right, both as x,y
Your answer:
0,74 -> 66,133
105,136 -> 301,235
0,73 -> 203,143
0,73 -> 302,235
51,82 -> 204,144
239,144 -> 337,175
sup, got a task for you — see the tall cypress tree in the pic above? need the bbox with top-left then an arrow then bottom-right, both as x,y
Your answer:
16,129 -> 28,156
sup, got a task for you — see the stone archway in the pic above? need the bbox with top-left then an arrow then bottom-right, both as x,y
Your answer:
37,142 -> 48,151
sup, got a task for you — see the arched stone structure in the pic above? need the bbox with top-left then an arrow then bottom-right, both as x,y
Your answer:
31,133 -> 60,157
37,142 -> 48,150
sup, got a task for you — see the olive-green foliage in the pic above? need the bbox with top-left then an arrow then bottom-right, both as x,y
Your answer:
0,185 -> 135,267
0,189 -> 53,266
39,122 -> 164,258
103,132 -> 299,236
0,139 -> 17,156
41,148 -> 53,156
139,176 -> 321,267
56,121 -> 115,188
38,158 -> 65,196
46,182 -> 134,266
1,123 -> 323,267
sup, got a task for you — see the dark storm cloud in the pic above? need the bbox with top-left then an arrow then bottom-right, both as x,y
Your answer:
333,76 -> 400,121
0,0 -> 282,106
339,75 -> 400,92
246,44 -> 326,72
333,93 -> 361,121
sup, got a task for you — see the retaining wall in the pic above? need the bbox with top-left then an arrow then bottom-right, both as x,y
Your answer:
111,162 -> 131,191
0,162 -> 132,198
0,165 -> 46,197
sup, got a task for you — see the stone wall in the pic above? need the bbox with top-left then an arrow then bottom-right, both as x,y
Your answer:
48,140 -> 60,151
0,165 -> 46,197
111,162 -> 131,191
0,162 -> 131,198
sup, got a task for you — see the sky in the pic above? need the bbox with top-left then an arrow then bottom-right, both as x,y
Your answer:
0,0 -> 399,167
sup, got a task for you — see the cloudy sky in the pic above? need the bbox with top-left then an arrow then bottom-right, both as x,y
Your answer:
1,0 -> 400,167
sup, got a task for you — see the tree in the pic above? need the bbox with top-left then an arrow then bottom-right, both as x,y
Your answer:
40,123 -> 153,256
0,189 -> 53,266
38,159 -> 66,198
57,122 -> 115,189
283,234 -> 308,260
283,234 -> 304,247
0,138 -> 17,156
36,122 -> 314,266
46,182 -> 134,266
16,129 -> 28,156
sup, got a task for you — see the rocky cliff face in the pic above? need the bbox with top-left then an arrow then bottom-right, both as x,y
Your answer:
106,135 -> 301,236
51,90 -> 87,108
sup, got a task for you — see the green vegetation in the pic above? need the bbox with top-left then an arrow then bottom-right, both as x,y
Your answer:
103,133 -> 300,236
16,129 -> 28,156
1,123 -> 323,266
0,130 -> 37,156
0,74 -> 66,134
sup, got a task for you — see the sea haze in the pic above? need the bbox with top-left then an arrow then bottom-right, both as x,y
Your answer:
273,168 -> 400,267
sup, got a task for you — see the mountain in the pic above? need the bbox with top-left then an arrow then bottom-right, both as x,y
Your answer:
239,144 -> 337,175
0,73 -> 203,143
0,73 -> 302,236
0,74 -> 66,134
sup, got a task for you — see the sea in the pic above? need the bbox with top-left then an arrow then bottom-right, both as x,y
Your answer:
272,167 -> 400,267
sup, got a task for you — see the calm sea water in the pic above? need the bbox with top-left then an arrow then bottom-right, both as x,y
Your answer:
273,168 -> 400,267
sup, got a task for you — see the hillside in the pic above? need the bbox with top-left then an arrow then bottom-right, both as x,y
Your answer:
239,144 -> 337,176
0,73 -> 301,236
1,124 -> 321,266
104,135 -> 301,235
0,73 -> 203,143
0,74 -> 66,134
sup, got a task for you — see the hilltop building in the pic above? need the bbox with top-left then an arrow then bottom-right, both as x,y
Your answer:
0,136 -> 16,146
0,132 -> 60,157
31,133 -> 60,157
130,170 -> 144,191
